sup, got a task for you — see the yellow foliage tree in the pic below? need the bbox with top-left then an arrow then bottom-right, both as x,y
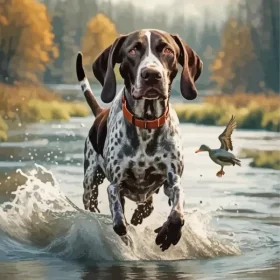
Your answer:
81,13 -> 121,81
211,18 -> 264,93
0,0 -> 58,84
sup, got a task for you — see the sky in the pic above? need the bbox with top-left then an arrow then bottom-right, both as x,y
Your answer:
110,0 -> 232,24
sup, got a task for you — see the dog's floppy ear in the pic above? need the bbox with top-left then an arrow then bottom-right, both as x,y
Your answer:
92,35 -> 127,103
172,34 -> 203,100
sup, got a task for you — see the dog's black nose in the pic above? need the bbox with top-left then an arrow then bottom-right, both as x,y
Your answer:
141,67 -> 162,84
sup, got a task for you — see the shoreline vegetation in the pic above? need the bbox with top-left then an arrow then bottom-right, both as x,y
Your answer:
173,93 -> 280,132
0,83 -> 90,141
239,148 -> 280,170
1,85 -> 279,142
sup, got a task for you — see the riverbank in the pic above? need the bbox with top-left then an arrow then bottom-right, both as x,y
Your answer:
239,148 -> 280,170
173,93 -> 280,132
0,83 -> 90,141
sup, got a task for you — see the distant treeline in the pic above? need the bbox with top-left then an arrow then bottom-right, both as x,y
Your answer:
0,0 -> 279,93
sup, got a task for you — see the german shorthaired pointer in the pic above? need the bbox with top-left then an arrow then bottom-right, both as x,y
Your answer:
76,29 -> 202,251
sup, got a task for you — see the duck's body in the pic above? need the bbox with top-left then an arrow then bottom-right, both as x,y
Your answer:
196,116 -> 241,177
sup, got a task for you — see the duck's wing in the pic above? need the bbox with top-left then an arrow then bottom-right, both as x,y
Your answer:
218,115 -> 237,151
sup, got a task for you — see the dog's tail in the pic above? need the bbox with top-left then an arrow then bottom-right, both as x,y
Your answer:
76,52 -> 103,117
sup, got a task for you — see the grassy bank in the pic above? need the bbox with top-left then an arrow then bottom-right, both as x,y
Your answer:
0,83 -> 90,141
239,148 -> 280,170
173,93 -> 280,132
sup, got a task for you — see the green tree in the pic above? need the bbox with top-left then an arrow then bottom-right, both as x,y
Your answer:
211,18 -> 264,93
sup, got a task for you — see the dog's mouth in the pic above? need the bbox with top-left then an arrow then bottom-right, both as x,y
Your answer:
143,88 -> 162,99
132,86 -> 166,100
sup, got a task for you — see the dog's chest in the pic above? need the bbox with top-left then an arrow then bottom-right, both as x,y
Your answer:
120,149 -> 167,202
125,149 -> 166,183
106,124 -> 171,185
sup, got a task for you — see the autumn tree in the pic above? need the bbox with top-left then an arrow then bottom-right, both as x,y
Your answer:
81,13 -> 119,81
211,18 -> 264,93
0,0 -> 58,84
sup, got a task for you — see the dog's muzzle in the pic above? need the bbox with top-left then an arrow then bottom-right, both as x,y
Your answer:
133,67 -> 165,100
141,67 -> 162,85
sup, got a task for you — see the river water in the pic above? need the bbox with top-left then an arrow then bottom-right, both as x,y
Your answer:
0,116 -> 279,279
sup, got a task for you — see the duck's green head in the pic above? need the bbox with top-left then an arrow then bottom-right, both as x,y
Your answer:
195,144 -> 210,153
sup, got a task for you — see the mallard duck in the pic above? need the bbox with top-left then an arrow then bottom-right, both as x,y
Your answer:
195,115 -> 241,177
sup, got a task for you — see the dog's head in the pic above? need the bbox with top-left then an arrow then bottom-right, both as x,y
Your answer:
92,29 -> 203,103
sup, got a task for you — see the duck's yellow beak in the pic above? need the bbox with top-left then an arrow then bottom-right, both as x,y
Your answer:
195,149 -> 201,153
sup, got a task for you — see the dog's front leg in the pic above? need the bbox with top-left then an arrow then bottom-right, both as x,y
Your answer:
154,173 -> 185,251
107,184 -> 127,236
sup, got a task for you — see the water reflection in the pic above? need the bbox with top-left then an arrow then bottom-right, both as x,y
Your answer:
81,262 -> 194,280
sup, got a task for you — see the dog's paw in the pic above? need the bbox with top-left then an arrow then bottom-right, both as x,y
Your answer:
89,203 -> 100,213
113,221 -> 127,236
131,203 -> 154,226
83,194 -> 100,213
131,209 -> 143,226
154,211 -> 184,251
83,201 -> 100,213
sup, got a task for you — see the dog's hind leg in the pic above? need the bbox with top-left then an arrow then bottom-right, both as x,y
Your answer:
83,165 -> 105,212
131,196 -> 154,226
83,138 -> 105,212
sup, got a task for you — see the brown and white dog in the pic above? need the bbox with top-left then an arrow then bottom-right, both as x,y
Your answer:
76,29 -> 203,251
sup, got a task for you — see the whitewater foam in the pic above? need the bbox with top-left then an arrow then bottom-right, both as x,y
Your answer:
0,165 -> 241,262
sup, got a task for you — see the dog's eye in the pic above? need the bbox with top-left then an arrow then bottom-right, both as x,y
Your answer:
129,48 -> 137,55
163,47 -> 173,55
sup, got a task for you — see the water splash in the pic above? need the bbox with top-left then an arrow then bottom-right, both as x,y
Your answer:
0,165 -> 240,262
